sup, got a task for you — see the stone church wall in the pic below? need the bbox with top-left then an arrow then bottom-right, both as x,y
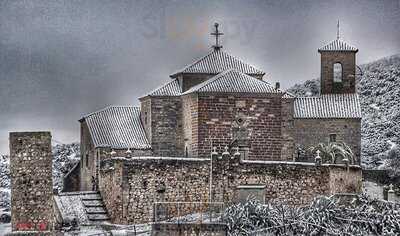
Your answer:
182,94 -> 198,157
196,93 -> 284,160
146,97 -> 184,157
79,121 -> 152,191
99,157 -> 362,224
294,118 -> 361,164
9,132 -> 54,232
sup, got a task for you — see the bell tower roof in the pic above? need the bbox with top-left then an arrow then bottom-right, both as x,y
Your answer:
318,39 -> 358,53
318,21 -> 358,52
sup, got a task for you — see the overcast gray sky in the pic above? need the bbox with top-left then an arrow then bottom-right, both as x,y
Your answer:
0,0 -> 399,154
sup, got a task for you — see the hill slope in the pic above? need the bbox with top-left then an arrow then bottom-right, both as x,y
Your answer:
288,54 -> 400,169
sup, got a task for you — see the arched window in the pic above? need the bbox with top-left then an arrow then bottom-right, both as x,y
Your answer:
333,63 -> 343,83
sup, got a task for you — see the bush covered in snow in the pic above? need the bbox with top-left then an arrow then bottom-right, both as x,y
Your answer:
224,195 -> 400,235
0,155 -> 10,209
52,143 -> 80,192
288,54 -> 400,171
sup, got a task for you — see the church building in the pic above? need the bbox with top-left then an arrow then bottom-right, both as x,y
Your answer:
75,23 -> 361,192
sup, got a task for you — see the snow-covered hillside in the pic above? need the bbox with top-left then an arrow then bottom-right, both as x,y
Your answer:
288,54 -> 400,170
0,143 -> 80,209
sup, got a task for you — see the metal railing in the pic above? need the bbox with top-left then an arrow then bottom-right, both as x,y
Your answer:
153,201 -> 225,224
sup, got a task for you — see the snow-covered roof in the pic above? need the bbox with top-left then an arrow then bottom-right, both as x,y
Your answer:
81,106 -> 151,149
142,79 -> 181,98
170,49 -> 265,77
318,39 -> 358,52
283,91 -> 296,99
182,69 -> 281,95
294,94 -> 361,119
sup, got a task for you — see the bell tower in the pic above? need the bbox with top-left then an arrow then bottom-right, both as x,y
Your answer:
318,21 -> 358,94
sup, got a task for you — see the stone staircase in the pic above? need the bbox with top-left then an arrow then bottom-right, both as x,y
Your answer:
81,192 -> 110,223
54,191 -> 110,226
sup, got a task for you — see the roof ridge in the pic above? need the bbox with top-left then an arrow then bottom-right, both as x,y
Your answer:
182,69 -> 278,95
141,78 -> 181,98
170,50 -> 215,77
219,51 -> 265,75
318,38 -> 358,52
170,49 -> 265,77
182,69 -> 231,95
81,105 -> 139,119
296,93 -> 358,99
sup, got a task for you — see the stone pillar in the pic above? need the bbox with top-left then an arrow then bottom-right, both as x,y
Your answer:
9,132 -> 53,233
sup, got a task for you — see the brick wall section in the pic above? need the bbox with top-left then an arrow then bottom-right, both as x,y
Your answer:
294,118 -> 361,164
320,52 -> 356,94
99,157 -> 362,224
182,94 -> 198,157
80,121 -> 96,191
149,97 -> 184,156
140,98 -> 152,141
281,97 -> 295,161
196,93 -> 283,160
9,132 -> 54,232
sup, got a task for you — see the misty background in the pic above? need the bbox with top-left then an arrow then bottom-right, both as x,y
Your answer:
0,0 -> 399,154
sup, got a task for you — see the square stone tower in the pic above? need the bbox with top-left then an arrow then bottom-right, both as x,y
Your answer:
9,132 -> 53,232
318,27 -> 358,94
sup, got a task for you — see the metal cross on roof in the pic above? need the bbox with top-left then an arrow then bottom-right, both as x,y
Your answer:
211,22 -> 224,50
337,20 -> 340,40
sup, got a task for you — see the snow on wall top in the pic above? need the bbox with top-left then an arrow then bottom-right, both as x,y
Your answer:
142,79 -> 181,98
182,69 -> 281,95
170,49 -> 265,77
81,106 -> 151,149
318,39 -> 358,52
294,94 -> 361,119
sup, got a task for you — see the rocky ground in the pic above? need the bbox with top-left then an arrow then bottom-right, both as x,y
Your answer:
288,54 -> 400,173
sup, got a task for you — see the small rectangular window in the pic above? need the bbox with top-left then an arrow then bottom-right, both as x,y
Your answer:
329,134 -> 337,142
86,153 -> 89,167
144,112 -> 148,125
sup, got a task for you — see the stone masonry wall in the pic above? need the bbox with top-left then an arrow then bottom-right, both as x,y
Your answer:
99,156 -> 362,224
80,120 -> 96,191
149,97 -> 184,157
320,52 -> 356,94
294,118 -> 361,164
196,93 -> 283,160
281,97 -> 295,161
182,94 -> 198,157
9,132 -> 54,232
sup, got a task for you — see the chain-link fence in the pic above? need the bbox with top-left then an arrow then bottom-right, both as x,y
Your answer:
153,201 -> 225,224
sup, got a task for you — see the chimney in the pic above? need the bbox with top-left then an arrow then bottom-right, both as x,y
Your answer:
275,82 -> 280,90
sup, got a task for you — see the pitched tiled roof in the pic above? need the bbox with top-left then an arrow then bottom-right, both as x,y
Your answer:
283,91 -> 296,99
318,39 -> 358,52
81,106 -> 151,149
182,69 -> 281,95
143,79 -> 181,97
170,50 -> 265,77
294,94 -> 361,119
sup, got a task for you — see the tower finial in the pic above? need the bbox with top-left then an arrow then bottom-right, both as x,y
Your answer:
211,22 -> 224,50
337,20 -> 340,40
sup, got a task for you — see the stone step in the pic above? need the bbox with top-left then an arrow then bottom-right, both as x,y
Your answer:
85,207 -> 107,214
87,214 -> 110,221
81,194 -> 103,201
82,200 -> 105,207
